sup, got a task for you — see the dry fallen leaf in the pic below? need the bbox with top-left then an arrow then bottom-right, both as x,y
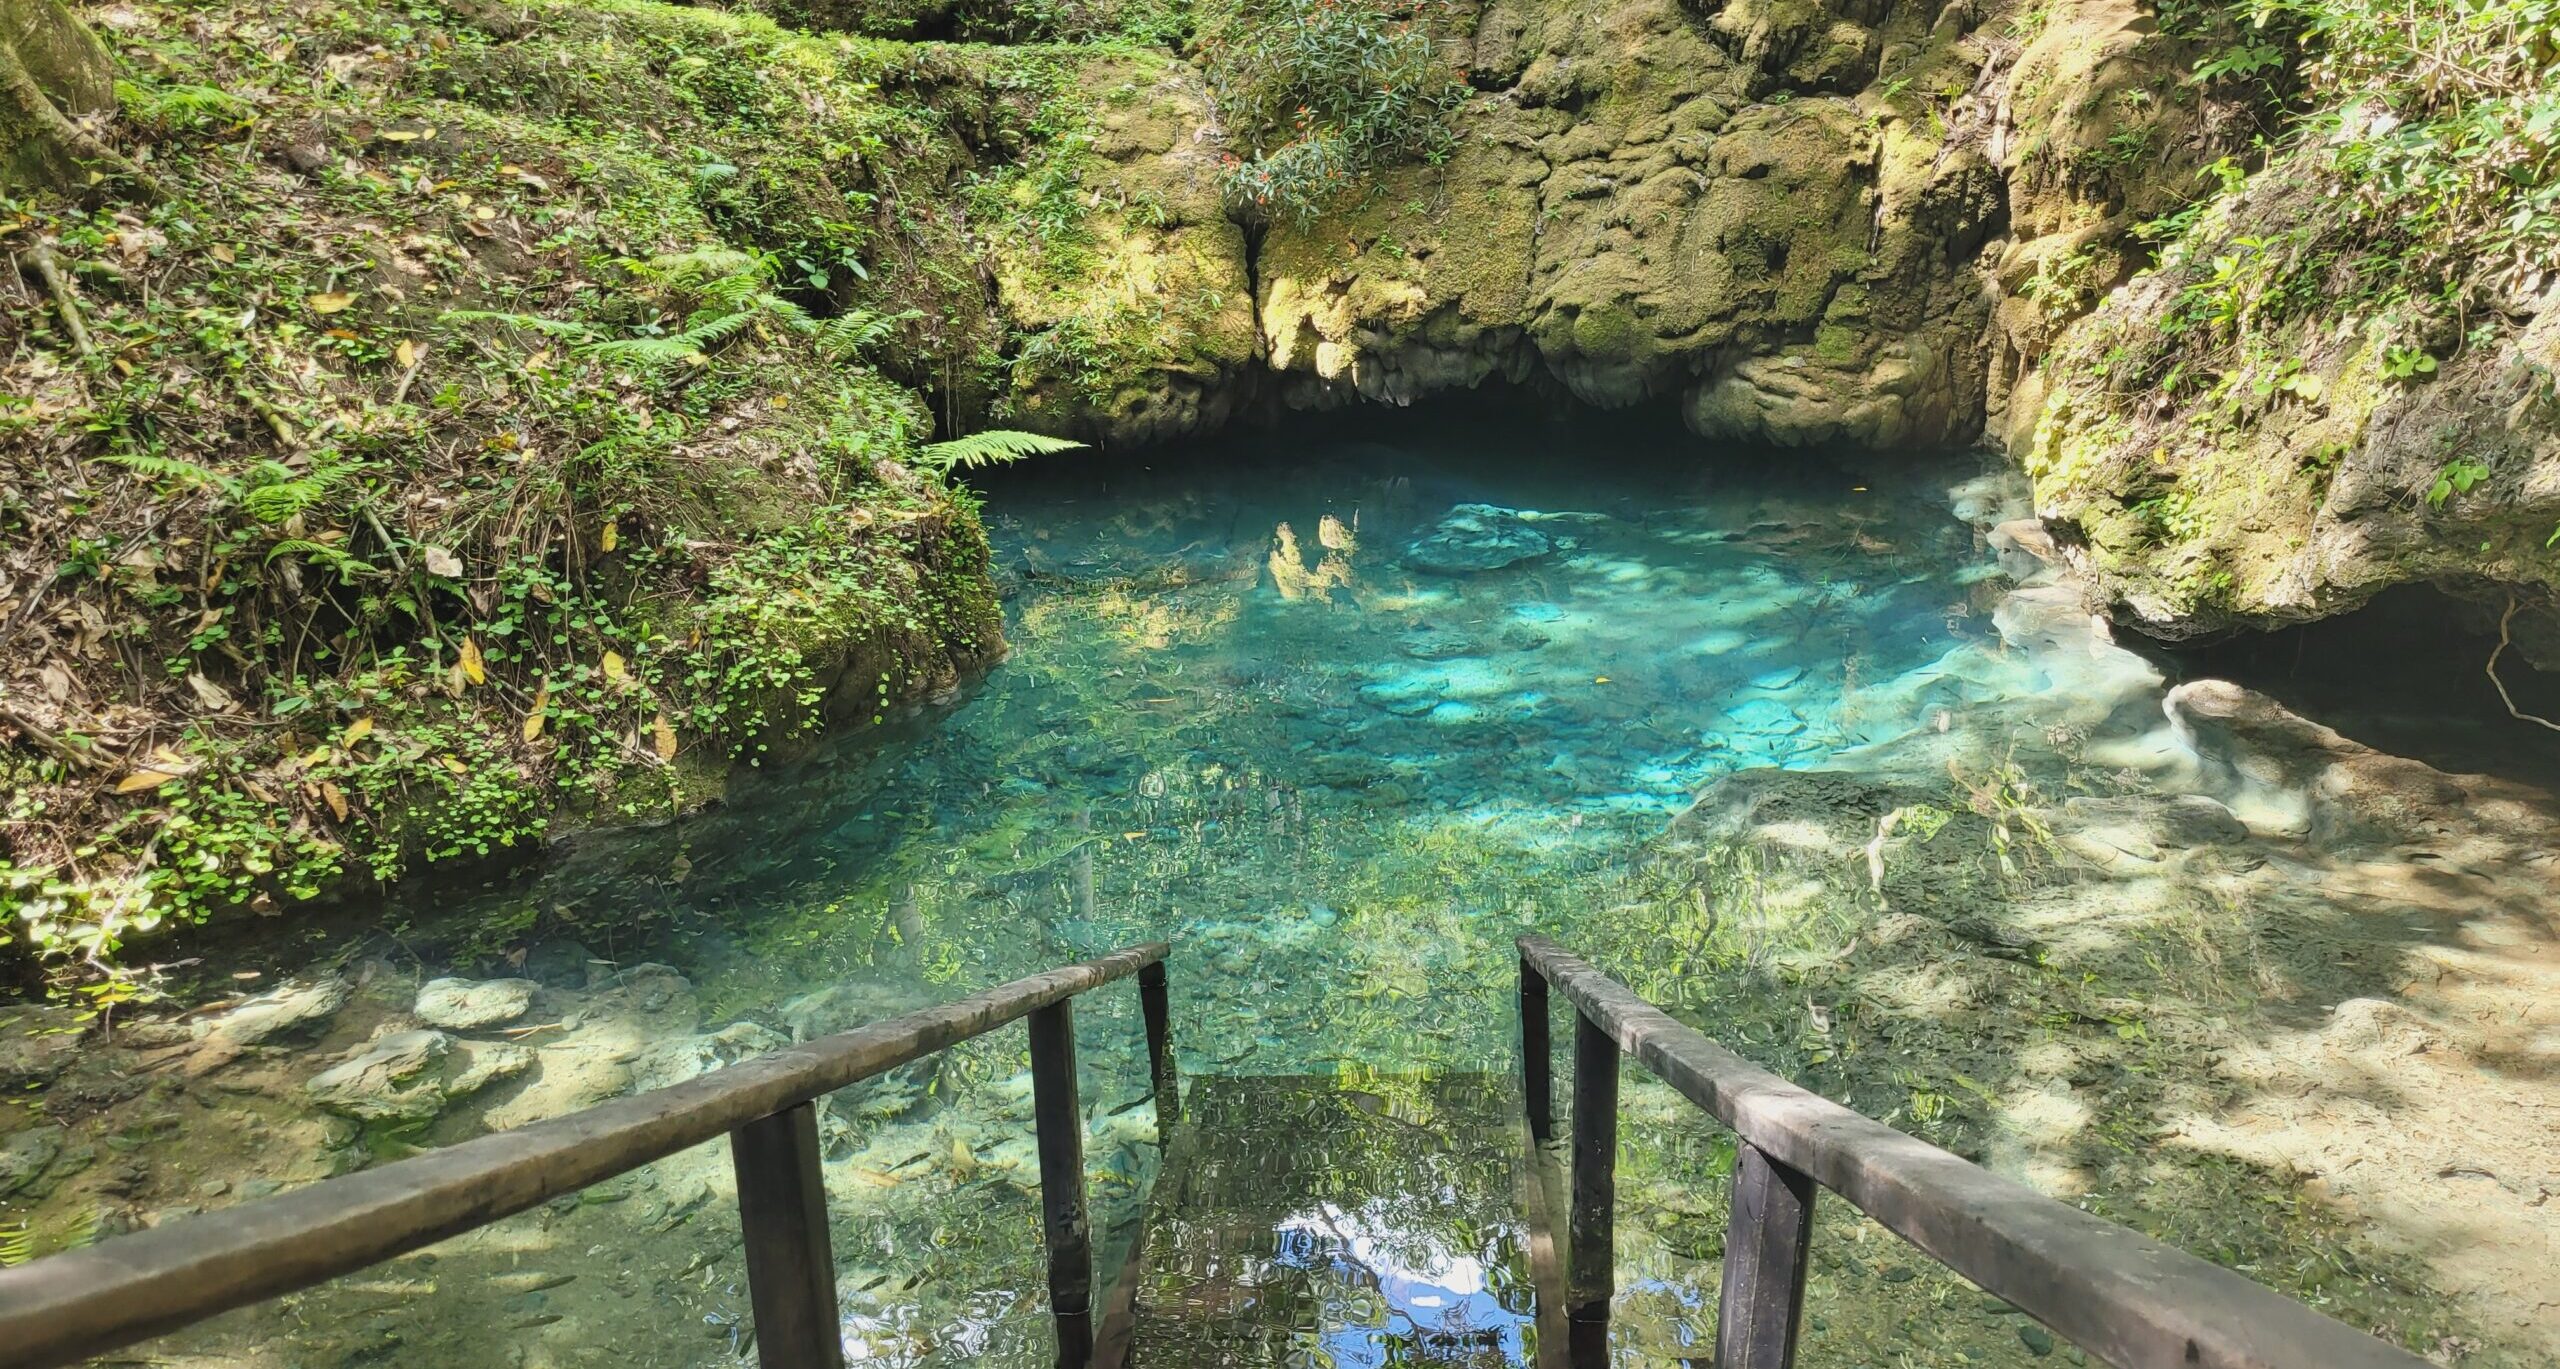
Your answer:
341,716 -> 374,746
440,756 -> 468,775
309,292 -> 356,315
320,781 -> 350,821
601,651 -> 629,686
424,544 -> 463,578
458,635 -> 487,686
395,339 -> 420,368
650,712 -> 677,762
114,769 -> 182,794
523,682 -> 550,741
186,671 -> 236,711
599,519 -> 619,553
210,244 -> 236,264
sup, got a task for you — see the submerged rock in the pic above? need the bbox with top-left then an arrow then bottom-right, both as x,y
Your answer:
626,1022 -> 789,1094
305,1030 -> 532,1124
414,977 -> 537,1032
1398,627 -> 1484,660
0,1127 -> 64,1198
1402,505 -> 1552,575
200,977 -> 350,1047
777,982 -> 932,1043
0,1007 -> 84,1087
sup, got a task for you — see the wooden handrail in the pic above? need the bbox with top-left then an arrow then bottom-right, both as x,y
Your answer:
0,941 -> 1171,1369
1516,935 -> 2431,1369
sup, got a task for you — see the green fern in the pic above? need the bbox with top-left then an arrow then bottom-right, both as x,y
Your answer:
581,334 -> 716,366
98,450 -> 239,493
437,309 -> 603,343
264,538 -> 379,581
625,247 -> 761,291
816,309 -> 916,359
235,453 -> 365,526
915,429 -> 1085,475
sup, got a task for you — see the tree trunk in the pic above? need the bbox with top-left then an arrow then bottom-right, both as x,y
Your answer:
1,0 -> 155,197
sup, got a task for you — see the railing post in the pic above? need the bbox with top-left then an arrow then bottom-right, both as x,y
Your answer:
1139,960 -> 1180,1137
1715,1140 -> 1816,1369
1520,956 -> 1552,1141
731,1101 -> 846,1369
1029,999 -> 1094,1361
1567,1008 -> 1617,1327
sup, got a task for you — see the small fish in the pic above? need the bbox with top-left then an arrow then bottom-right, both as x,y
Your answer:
511,1314 -> 563,1330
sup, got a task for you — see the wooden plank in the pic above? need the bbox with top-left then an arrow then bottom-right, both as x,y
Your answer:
1516,936 -> 2430,1369
0,941 -> 1168,1369
1519,956 -> 1553,1141
1512,1084 -> 1573,1369
1715,1140 -> 1813,1369
1030,999 -> 1094,1361
1139,959 -> 1179,1137
1566,1007 -> 1618,1326
731,1102 -> 846,1369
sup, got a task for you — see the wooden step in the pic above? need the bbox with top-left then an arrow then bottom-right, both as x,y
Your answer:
1097,1072 -> 1556,1368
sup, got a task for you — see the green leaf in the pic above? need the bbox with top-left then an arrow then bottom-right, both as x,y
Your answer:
914,429 -> 1086,475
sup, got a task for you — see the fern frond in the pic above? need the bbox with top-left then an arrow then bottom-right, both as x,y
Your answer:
816,308 -> 918,359
634,247 -> 762,289
438,309 -> 602,342
263,539 -> 381,580
98,451 -> 239,494
581,335 -> 711,366
915,429 -> 1086,474
675,307 -> 763,350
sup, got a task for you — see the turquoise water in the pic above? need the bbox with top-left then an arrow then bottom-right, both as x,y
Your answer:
76,402 -> 2515,1367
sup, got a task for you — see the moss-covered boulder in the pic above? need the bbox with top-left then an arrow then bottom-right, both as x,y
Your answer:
986,53 -> 1261,444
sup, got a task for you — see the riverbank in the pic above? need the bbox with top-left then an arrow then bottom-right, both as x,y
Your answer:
1,416 -> 2552,1364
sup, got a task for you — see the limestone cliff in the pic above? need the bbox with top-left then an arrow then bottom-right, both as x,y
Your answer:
978,0 -> 2232,458
952,0 -> 2554,665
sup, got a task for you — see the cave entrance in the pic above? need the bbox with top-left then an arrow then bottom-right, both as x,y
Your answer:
2139,584 -> 2560,791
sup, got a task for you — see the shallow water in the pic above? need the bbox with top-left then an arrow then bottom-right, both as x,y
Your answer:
37,403 -> 2552,1367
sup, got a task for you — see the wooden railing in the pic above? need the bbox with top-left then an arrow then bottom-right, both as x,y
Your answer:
0,941 -> 1175,1369
1515,935 -> 2433,1369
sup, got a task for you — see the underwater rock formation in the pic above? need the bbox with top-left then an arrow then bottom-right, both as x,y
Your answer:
1402,504 -> 1555,574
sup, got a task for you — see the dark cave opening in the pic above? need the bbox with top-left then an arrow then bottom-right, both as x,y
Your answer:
2138,584 -> 2560,792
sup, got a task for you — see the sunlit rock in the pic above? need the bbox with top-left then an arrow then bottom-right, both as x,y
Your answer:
304,1031 -> 531,1124
413,977 -> 536,1032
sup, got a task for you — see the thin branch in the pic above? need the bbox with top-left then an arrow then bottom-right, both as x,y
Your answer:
0,698 -> 103,771
2487,595 -> 2560,733
21,247 -> 93,357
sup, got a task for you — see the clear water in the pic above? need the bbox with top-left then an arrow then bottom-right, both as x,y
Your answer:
77,401 -> 2520,1367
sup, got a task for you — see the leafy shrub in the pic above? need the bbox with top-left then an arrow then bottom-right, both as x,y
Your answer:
1198,0 -> 1469,224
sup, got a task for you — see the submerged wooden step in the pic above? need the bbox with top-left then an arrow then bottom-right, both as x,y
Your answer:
1099,1072 -> 1551,1368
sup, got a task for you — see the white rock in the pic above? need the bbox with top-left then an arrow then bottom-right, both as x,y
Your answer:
414,977 -> 537,1032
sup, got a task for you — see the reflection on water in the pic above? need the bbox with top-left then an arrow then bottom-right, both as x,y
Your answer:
65,400 -> 2534,1367
1114,1074 -> 1537,1369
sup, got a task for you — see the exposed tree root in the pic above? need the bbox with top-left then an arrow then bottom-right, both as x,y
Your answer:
0,29 -> 161,201
2487,595 -> 2560,733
